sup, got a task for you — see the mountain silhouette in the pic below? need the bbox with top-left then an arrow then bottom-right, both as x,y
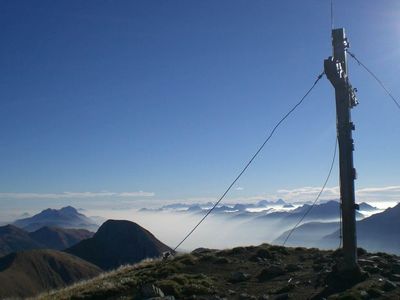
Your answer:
0,225 -> 44,256
0,224 -> 94,256
287,200 -> 364,220
66,219 -> 173,270
358,202 -> 378,212
13,206 -> 98,232
29,226 -> 93,250
323,202 -> 400,254
0,249 -> 101,298
273,221 -> 340,247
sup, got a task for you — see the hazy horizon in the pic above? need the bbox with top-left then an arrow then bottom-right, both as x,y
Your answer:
1,194 -> 397,253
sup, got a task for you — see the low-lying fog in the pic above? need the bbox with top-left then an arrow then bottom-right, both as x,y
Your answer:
0,198 -> 394,252
83,202 -> 383,251
88,208 -> 294,251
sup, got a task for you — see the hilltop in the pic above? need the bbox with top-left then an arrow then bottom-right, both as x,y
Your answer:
66,219 -> 173,270
37,244 -> 400,300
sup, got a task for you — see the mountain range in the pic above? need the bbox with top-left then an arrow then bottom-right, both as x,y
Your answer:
274,202 -> 400,255
141,199 -> 377,221
13,206 -> 98,232
1,202 -> 398,298
0,224 -> 93,257
323,203 -> 400,254
141,199 -> 291,213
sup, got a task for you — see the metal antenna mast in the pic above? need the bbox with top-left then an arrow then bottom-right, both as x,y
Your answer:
324,28 -> 359,270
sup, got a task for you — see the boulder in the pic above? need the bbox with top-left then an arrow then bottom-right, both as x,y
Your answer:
382,279 -> 397,292
142,284 -> 165,298
258,265 -> 285,281
230,271 -> 251,283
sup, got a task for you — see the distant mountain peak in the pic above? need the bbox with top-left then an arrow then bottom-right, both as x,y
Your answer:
275,199 -> 286,205
60,206 -> 79,214
358,202 -> 378,211
13,206 -> 98,232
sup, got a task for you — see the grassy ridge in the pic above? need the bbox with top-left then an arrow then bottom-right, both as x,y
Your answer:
35,244 -> 400,300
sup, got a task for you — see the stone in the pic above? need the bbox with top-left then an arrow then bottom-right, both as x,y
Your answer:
274,293 -> 289,300
312,264 -> 324,272
357,248 -> 368,257
363,265 -> 381,274
367,255 -> 381,260
191,248 -> 214,255
392,263 -> 400,274
227,290 -> 236,295
141,284 -> 165,298
239,293 -> 257,300
389,274 -> 400,282
382,279 -> 397,291
230,271 -> 251,283
359,290 -> 369,300
367,287 -> 384,297
258,265 -> 286,281
358,259 -> 376,267
214,257 -> 230,264
256,248 -> 274,259
275,284 -> 295,294
285,264 -> 302,272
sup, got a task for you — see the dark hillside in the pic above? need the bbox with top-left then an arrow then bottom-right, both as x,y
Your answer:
0,249 -> 102,298
29,226 -> 94,250
66,219 -> 172,270
0,224 -> 44,256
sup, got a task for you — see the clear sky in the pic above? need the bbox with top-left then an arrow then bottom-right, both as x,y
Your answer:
0,0 -> 399,212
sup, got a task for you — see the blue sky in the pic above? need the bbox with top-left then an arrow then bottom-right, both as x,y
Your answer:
0,0 -> 399,211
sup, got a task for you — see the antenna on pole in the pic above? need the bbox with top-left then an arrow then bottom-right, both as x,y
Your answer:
330,0 -> 334,31
324,28 -> 359,271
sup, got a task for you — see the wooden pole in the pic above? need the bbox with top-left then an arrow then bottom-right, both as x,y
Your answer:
324,28 -> 358,270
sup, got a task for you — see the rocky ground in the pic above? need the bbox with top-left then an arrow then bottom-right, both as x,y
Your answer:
35,244 -> 400,300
